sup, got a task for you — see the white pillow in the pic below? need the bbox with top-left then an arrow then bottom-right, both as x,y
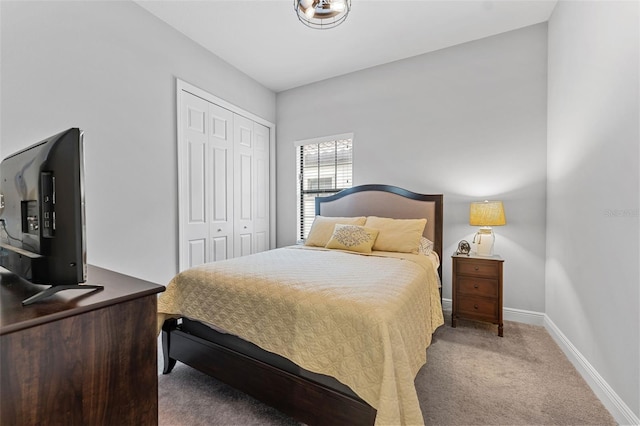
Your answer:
418,237 -> 434,256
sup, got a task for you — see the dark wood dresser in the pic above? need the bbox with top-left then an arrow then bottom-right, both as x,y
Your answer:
0,265 -> 164,425
451,254 -> 504,336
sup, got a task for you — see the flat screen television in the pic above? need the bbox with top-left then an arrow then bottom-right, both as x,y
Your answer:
0,128 -> 102,305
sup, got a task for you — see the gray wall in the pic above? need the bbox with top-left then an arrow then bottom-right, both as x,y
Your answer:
547,0 -> 639,419
3,0 -> 636,420
277,24 -> 549,313
0,1 -> 276,285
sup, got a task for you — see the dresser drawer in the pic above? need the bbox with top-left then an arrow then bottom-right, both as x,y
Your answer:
456,259 -> 500,278
457,277 -> 498,298
457,296 -> 498,321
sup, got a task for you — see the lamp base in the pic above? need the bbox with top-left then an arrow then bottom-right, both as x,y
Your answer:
473,227 -> 495,256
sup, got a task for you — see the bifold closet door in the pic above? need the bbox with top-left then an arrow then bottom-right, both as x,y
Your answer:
208,103 -> 234,263
233,115 -> 270,258
179,93 -> 209,270
179,92 -> 234,271
179,89 -> 269,271
233,114 -> 254,258
253,122 -> 270,254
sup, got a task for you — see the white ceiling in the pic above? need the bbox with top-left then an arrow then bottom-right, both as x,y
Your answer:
135,0 -> 557,92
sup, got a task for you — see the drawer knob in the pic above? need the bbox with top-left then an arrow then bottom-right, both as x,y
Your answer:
474,284 -> 479,289
474,304 -> 479,309
474,266 -> 480,271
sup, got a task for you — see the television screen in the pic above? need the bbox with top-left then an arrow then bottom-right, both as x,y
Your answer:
0,128 -> 101,305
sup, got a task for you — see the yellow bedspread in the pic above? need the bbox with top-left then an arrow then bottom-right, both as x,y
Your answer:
158,246 -> 444,425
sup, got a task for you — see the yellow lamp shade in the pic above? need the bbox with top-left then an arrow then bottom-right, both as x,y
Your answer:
469,201 -> 506,226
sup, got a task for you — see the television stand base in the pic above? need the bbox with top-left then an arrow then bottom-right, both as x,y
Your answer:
22,284 -> 104,306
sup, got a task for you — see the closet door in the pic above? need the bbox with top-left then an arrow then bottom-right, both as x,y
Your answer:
233,116 -> 270,257
233,114 -> 254,258
208,103 -> 234,262
179,92 -> 211,270
178,81 -> 271,271
179,94 -> 234,271
253,122 -> 270,253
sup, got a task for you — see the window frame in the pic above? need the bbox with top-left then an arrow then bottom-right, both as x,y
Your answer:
295,133 -> 354,241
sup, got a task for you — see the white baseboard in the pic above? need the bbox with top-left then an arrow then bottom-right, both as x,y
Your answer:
441,298 -> 452,311
504,306 -> 545,325
544,315 -> 640,426
441,299 -> 545,326
441,299 -> 638,424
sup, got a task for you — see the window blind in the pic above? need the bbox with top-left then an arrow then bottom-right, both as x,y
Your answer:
297,137 -> 353,240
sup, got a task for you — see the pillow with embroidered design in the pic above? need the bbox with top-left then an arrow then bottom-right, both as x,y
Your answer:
325,224 -> 379,253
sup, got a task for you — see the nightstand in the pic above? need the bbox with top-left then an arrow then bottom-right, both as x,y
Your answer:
452,254 -> 504,337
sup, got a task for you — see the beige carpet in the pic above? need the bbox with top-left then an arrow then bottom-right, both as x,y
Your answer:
158,314 -> 616,425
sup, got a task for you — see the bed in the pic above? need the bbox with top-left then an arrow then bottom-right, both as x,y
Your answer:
159,184 -> 444,425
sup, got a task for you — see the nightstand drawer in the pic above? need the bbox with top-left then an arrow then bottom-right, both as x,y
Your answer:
457,277 -> 498,298
457,260 -> 500,278
457,296 -> 498,319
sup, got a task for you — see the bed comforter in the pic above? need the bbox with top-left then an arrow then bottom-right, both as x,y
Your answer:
158,245 -> 444,426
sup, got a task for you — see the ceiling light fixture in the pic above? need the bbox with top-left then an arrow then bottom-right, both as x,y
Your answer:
294,0 -> 351,30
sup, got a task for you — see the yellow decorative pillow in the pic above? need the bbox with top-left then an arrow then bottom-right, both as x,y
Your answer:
364,216 -> 427,253
325,224 -> 379,253
304,216 -> 367,247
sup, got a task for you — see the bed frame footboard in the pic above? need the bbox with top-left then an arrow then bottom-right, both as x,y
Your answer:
161,318 -> 376,426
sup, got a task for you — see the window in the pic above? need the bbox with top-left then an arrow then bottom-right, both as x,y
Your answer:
296,135 -> 353,240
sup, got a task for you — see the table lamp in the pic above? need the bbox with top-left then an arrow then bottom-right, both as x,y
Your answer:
469,200 -> 506,256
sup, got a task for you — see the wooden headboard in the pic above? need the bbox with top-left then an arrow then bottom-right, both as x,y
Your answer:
315,184 -> 443,279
